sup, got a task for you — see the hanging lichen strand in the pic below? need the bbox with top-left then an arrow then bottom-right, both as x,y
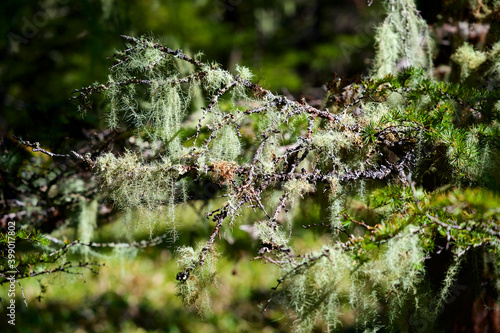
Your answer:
372,0 -> 433,78
72,32 -> 500,331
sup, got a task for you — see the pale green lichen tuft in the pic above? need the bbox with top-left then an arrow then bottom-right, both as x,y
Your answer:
451,43 -> 487,80
209,125 -> 242,162
175,244 -> 219,315
283,179 -> 315,200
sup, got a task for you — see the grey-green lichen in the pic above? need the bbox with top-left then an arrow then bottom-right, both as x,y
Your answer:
175,244 -> 219,315
372,0 -> 433,78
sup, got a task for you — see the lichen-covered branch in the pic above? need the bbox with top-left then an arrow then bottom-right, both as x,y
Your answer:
63,30 -> 500,330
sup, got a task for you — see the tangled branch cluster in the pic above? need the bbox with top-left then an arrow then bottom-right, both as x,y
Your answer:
72,36 -> 424,269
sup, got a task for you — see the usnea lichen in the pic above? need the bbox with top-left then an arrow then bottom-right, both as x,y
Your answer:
71,14 -> 500,329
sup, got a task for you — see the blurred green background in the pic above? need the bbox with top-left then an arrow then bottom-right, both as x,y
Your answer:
1,1 -> 382,331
